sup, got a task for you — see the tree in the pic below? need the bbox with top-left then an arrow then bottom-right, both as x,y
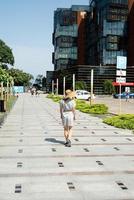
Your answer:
0,39 -> 14,67
8,68 -> 33,86
33,75 -> 46,91
103,80 -> 115,94
42,76 -> 46,88
33,74 -> 44,89
0,64 -> 9,70
0,67 -> 10,84
75,81 -> 87,90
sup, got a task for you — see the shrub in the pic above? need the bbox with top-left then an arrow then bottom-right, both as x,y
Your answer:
46,94 -> 62,103
103,114 -> 134,130
76,100 -> 108,114
103,79 -> 115,94
52,96 -> 62,102
47,94 -> 56,99
47,95 -> 108,114
75,81 -> 88,90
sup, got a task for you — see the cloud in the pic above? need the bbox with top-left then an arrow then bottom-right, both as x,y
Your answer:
12,45 -> 54,78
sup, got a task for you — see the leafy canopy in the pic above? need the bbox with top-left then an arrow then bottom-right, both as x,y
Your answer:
0,68 -> 11,84
8,68 -> 34,86
0,39 -> 14,66
75,81 -> 88,90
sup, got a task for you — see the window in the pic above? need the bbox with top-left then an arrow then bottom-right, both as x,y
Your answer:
106,43 -> 118,50
107,35 -> 118,43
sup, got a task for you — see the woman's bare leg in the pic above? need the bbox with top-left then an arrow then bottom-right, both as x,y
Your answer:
64,127 -> 69,141
68,126 -> 73,140
64,126 -> 72,147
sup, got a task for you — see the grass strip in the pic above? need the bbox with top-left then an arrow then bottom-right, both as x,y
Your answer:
6,96 -> 17,112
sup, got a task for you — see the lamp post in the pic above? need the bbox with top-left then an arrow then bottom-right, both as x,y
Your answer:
73,74 -> 75,91
56,78 -> 59,95
11,79 -> 14,96
90,69 -> 94,105
6,81 -> 9,101
119,81 -> 122,114
63,77 -> 65,96
52,80 -> 54,94
1,82 -> 3,100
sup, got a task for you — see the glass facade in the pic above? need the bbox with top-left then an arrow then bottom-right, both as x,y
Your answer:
128,0 -> 134,66
86,0 -> 128,66
56,36 -> 77,47
55,24 -> 78,38
55,47 -> 77,59
53,5 -> 88,70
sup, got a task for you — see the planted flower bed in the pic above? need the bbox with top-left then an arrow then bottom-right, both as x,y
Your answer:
103,114 -> 134,130
47,95 -> 108,115
76,100 -> 108,114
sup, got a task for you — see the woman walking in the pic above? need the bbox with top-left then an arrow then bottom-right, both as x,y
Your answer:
60,90 -> 76,147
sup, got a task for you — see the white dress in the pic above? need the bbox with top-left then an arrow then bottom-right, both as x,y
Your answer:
60,99 -> 76,127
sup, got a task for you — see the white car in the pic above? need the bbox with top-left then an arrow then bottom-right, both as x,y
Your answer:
75,90 -> 90,100
75,90 -> 95,100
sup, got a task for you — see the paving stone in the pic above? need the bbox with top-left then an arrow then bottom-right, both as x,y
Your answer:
0,94 -> 133,200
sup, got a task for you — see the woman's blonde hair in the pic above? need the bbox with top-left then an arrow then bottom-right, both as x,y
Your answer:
64,89 -> 76,99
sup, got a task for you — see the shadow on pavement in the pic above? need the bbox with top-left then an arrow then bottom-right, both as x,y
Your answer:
45,138 -> 64,145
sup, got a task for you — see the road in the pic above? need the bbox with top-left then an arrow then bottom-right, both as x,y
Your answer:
94,96 -> 134,114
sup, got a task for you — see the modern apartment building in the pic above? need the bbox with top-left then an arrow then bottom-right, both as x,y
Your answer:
128,0 -> 134,65
52,5 -> 89,71
50,2 -> 134,94
86,0 -> 128,66
46,71 -> 54,92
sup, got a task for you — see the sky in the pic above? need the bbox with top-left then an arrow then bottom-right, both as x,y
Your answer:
0,0 -> 89,79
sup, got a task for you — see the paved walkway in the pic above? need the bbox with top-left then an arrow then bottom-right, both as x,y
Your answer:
0,93 -> 134,200
94,96 -> 134,115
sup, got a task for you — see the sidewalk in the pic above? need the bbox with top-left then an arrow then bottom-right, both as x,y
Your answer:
0,93 -> 134,200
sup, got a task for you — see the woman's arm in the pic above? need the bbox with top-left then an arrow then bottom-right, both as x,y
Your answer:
60,101 -> 63,119
60,107 -> 63,118
72,108 -> 76,120
72,100 -> 76,120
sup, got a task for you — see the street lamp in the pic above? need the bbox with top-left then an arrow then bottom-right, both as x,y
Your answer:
90,68 -> 94,105
73,74 -> 75,91
63,77 -> 66,96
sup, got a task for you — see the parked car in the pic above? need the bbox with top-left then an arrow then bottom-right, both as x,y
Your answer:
129,93 -> 134,98
113,92 -> 134,99
75,90 -> 95,100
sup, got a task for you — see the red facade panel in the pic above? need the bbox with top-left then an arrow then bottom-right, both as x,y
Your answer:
77,11 -> 87,65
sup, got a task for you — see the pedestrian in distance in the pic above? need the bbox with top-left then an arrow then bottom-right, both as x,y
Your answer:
60,89 -> 76,147
16,92 -> 19,98
125,91 -> 129,102
31,90 -> 34,96
31,88 -> 35,96
35,89 -> 39,97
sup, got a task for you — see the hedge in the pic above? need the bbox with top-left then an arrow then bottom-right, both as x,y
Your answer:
103,114 -> 134,130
